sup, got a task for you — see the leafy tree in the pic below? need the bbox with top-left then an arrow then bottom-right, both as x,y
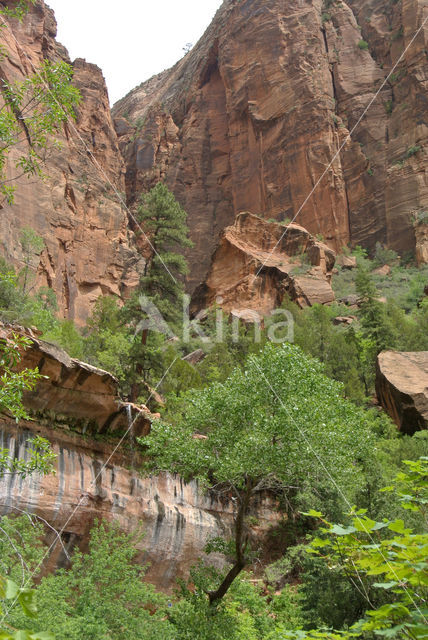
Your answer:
133,181 -> 193,325
286,301 -> 366,404
170,562 -> 304,639
83,295 -> 132,383
42,319 -> 84,360
0,331 -> 55,476
142,342 -> 377,605
19,227 -> 44,294
124,182 -> 192,392
355,266 -> 394,353
0,41 -> 80,205
19,521 -> 174,640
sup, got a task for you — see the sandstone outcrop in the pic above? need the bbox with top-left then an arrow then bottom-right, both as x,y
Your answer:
0,416 -> 241,588
114,0 -> 427,294
0,324 -> 278,588
0,1 -> 143,324
191,213 -> 336,316
415,222 -> 428,265
0,322 -> 151,436
376,351 -> 428,434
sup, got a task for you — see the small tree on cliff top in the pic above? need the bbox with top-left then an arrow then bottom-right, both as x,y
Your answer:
142,342 -> 377,605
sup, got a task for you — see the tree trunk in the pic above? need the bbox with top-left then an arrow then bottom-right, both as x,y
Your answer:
208,479 -> 254,606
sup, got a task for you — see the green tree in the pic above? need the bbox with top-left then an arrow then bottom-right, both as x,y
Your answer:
134,181 -> 193,325
0,59 -> 80,206
355,266 -> 394,353
278,457 -> 428,640
124,182 -> 193,393
83,296 -> 132,384
142,342 -> 377,605
0,331 -> 55,475
19,227 -> 44,294
0,0 -> 80,206
20,521 -> 174,640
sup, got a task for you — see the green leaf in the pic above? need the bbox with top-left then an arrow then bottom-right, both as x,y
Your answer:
388,519 -> 408,534
354,517 -> 376,532
5,579 -> 20,600
372,581 -> 398,590
12,632 -> 32,640
302,510 -> 323,518
17,589 -> 37,618
330,524 -> 357,536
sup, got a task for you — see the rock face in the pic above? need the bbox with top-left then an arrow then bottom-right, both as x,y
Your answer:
192,213 -> 336,316
0,417 -> 246,589
0,322 -> 151,437
0,326 -> 278,588
415,222 -> 428,265
376,351 -> 428,435
114,0 -> 428,293
0,1 -> 143,324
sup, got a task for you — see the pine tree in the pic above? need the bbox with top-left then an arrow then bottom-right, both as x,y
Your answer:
124,182 -> 193,394
136,182 -> 192,323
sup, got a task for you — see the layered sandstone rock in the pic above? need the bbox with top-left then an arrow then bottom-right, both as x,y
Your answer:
0,1 -> 142,324
0,324 -> 278,588
0,417 -> 240,588
114,0 -> 427,293
376,351 -> 428,434
192,213 -> 336,316
0,322 -> 151,436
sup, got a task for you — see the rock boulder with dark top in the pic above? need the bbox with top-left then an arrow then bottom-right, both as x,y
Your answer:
376,351 -> 428,435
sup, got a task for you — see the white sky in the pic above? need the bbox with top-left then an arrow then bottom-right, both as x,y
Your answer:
46,0 -> 223,105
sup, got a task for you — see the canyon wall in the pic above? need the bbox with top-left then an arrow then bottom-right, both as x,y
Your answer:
114,0 -> 427,293
0,1 -> 143,325
1,0 -> 427,320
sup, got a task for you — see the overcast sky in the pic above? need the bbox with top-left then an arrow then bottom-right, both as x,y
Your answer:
46,0 -> 223,105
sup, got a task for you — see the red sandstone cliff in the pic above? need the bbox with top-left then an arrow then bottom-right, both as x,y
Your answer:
1,0 -> 427,321
114,0 -> 427,293
0,1 -> 143,324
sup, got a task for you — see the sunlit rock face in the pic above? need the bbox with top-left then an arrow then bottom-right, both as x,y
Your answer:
191,213 -> 336,317
114,0 -> 427,293
0,0 -> 143,325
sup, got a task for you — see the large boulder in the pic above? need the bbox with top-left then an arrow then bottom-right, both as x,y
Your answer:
191,212 -> 336,316
376,351 -> 428,435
